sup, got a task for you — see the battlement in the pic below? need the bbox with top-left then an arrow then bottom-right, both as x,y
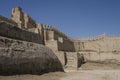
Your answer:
81,34 -> 107,41
81,34 -> 120,42
0,6 -> 120,71
24,13 -> 36,28
43,25 -> 68,39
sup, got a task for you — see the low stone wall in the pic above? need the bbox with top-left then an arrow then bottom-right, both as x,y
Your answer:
79,51 -> 120,64
0,22 -> 42,44
0,36 -> 63,75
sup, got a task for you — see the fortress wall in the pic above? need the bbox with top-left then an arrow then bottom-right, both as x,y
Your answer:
65,52 -> 78,69
74,35 -> 120,52
53,51 -> 67,67
73,41 -> 85,52
83,41 -> 100,52
12,7 -> 25,28
84,37 -> 120,52
43,26 -> 67,40
65,52 -> 85,69
80,51 -> 120,64
76,36 -> 120,64
0,15 -> 17,26
43,26 -> 75,51
52,28 -> 75,51
58,38 -> 75,52
24,14 -> 37,28
54,30 -> 67,40
0,22 -> 43,44
95,38 -> 120,52
73,42 -> 80,52
45,38 -> 75,52
0,36 -> 63,75
37,23 -> 44,43
46,40 -> 58,51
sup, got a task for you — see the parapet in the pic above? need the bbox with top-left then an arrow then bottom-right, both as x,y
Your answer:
43,25 -> 68,39
24,13 -> 37,28
0,21 -> 42,44
80,34 -> 108,41
0,15 -> 17,27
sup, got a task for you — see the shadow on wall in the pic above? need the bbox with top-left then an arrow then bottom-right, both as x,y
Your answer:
78,53 -> 85,68
0,22 -> 42,44
64,52 -> 67,66
0,36 -> 64,75
57,39 -> 76,52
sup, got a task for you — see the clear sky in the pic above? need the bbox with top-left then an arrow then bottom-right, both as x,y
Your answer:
0,0 -> 120,38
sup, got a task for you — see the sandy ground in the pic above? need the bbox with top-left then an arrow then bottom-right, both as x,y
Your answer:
0,62 -> 120,80
79,62 -> 120,70
0,70 -> 120,80
63,70 -> 120,80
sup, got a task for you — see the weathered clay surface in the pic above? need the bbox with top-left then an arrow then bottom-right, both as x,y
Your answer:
0,36 -> 63,75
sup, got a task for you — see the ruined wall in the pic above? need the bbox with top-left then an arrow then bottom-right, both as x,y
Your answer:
58,38 -> 75,52
0,22 -> 42,44
12,6 -> 24,28
70,34 -> 120,64
76,35 -> 120,64
24,13 -> 36,28
73,41 -> 80,52
46,40 -> 58,51
37,23 -> 44,42
73,34 -> 120,52
0,36 -> 63,75
0,15 -> 17,26
54,51 -> 81,69
44,26 -> 75,52
82,36 -> 120,52
53,51 -> 67,67
65,52 -> 78,69
79,51 -> 120,64
12,6 -> 37,29
72,40 -> 84,52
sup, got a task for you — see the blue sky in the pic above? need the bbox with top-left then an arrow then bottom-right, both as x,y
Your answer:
0,0 -> 120,38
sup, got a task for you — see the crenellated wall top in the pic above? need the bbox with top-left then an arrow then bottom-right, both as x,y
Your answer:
43,25 -> 68,38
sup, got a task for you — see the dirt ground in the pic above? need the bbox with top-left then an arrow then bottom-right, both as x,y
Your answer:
79,62 -> 120,70
0,62 -> 120,80
0,70 -> 120,80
